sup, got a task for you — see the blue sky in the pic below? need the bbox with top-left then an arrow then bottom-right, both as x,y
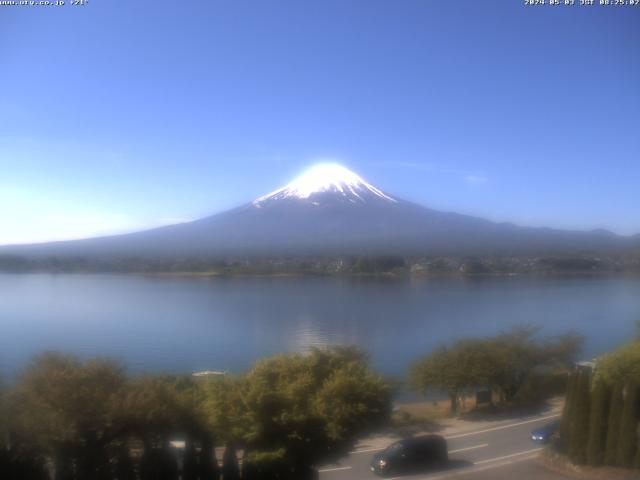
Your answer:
1,0 -> 638,244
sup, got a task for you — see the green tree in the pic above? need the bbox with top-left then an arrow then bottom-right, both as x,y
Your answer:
560,371 -> 577,446
616,382 -> 639,467
247,347 -> 390,474
204,376 -> 248,446
482,327 -> 582,404
604,382 -> 624,465
205,346 -> 391,479
542,332 -> 584,368
595,341 -> 640,386
312,349 -> 393,454
411,328 -> 582,412
586,379 -> 610,465
568,368 -> 590,464
410,344 -> 478,414
10,352 -> 128,479
588,338 -> 640,468
0,374 -> 7,449
1,378 -> 49,480
123,374 -> 209,443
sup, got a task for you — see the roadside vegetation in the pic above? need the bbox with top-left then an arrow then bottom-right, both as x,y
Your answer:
409,327 -> 582,414
557,337 -> 640,472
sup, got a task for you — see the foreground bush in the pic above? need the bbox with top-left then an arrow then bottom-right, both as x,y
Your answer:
0,346 -> 391,480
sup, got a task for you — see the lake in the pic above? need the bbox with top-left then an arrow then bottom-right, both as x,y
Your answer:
0,274 -> 638,379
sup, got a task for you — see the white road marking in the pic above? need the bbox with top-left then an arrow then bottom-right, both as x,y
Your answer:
473,447 -> 543,465
348,446 -> 386,454
448,443 -> 488,454
460,453 -> 541,476
317,466 -> 352,473
445,414 -> 560,440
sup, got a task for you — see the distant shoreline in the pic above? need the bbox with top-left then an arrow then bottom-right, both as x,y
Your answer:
1,252 -> 638,277
1,269 -> 638,280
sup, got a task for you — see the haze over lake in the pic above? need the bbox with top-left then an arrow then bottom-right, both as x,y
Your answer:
1,274 -> 638,379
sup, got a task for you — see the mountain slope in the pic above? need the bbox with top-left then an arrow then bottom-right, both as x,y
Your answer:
1,164 -> 637,259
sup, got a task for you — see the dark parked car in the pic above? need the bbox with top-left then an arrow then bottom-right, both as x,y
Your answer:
370,435 -> 448,477
530,420 -> 560,444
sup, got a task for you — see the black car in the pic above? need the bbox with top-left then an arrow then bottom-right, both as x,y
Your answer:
530,419 -> 560,444
370,435 -> 448,477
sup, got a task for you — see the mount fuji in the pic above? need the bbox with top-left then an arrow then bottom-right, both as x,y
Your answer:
252,163 -> 398,207
1,164 -> 636,259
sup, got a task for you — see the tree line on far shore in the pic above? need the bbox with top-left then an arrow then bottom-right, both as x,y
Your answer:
2,253 -> 640,276
0,328 -> 582,480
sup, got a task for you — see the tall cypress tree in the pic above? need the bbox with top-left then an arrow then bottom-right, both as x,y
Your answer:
616,382 -> 640,467
568,368 -> 591,464
586,380 -> 610,465
604,382 -> 624,465
560,371 -> 578,451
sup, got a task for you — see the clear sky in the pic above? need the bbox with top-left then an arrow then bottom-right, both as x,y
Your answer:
1,0 -> 638,245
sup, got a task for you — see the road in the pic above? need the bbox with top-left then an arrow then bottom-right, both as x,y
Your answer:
318,413 -> 569,480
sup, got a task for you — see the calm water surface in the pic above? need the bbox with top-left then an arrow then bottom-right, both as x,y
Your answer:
0,274 -> 638,378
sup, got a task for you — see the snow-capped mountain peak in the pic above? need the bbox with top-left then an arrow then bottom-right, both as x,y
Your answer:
253,163 -> 397,207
